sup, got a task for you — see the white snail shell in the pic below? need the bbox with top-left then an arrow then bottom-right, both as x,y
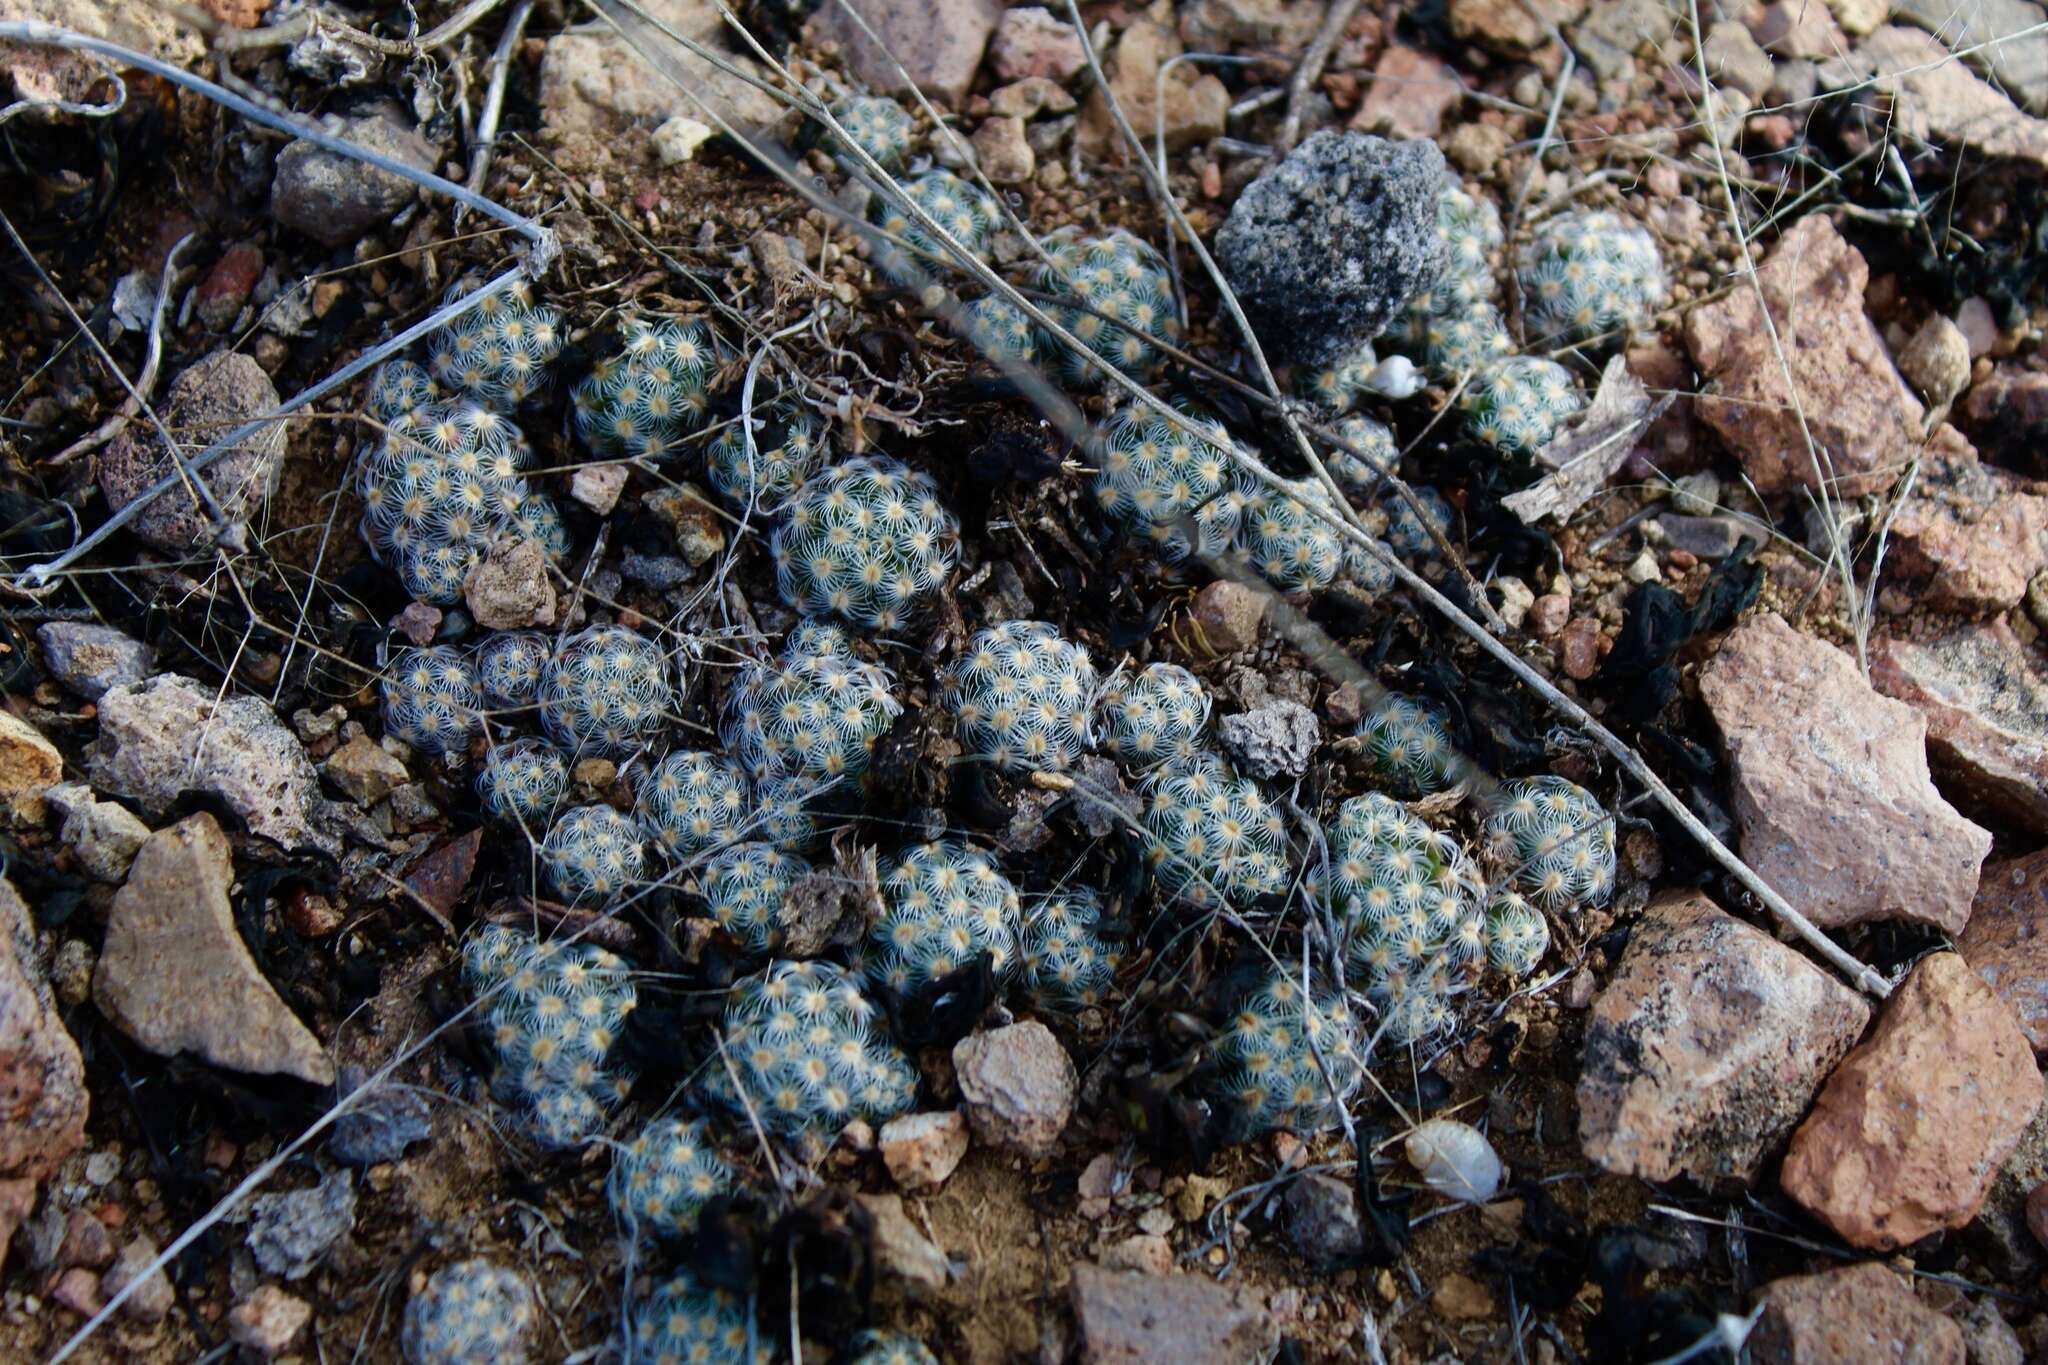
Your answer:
1404,1118 -> 1503,1203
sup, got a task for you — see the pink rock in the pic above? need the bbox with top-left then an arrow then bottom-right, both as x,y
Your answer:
1698,613 -> 1991,934
1781,953 -> 2044,1250
953,1021 -> 1075,1159
2028,1180 -> 2048,1250
1749,1262 -> 1964,1365
1528,593 -> 1570,638
1961,849 -> 2048,1057
195,243 -> 263,332
50,1266 -> 102,1318
1351,46 -> 1465,140
1578,892 -> 1871,1184
1957,296 -> 2000,357
1752,0 -> 1848,58
1684,214 -> 1923,498
1963,364 -> 2048,463
1449,0 -> 1587,54
1078,15 -> 1229,159
0,876 -> 87,1185
809,0 -> 1004,106
878,1110 -> 969,1190
1870,619 -> 2048,832
1560,617 -> 1601,680
1190,580 -> 1266,655
0,1177 -> 33,1270
990,6 -> 1086,83
1886,445 -> 2048,614
56,1208 -> 111,1272
99,351 -> 285,552
228,1284 -> 311,1358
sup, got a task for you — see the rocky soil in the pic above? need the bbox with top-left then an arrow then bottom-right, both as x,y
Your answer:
2,0 -> 2048,1362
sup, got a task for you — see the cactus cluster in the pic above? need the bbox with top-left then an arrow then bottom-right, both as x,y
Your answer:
625,1269 -> 755,1365
539,803 -> 647,905
636,750 -> 751,864
607,1116 -> 732,1241
462,924 -> 636,1148
960,294 -> 1040,366
571,317 -> 722,461
828,94 -> 914,170
1381,485 -> 1455,562
1235,479 -> 1349,591
1207,968 -> 1363,1140
868,840 -> 1023,997
722,622 -> 901,784
1036,228 -> 1181,386
771,456 -> 959,630
1480,775 -> 1617,913
1330,414 -> 1399,497
426,278 -> 564,408
873,170 -> 1000,279
1356,692 -> 1464,797
1518,209 -> 1667,348
705,401 -> 829,510
696,841 -> 803,954
401,1258 -> 536,1365
706,959 -> 917,1149
1092,402 -> 1240,559
1403,187 -> 1512,379
1019,888 -> 1121,1009
847,1334 -> 939,1365
382,646 -> 484,754
943,619 -> 1098,774
1140,752 -> 1290,910
1457,355 -> 1585,460
475,630 -> 550,710
1096,661 -> 1211,771
477,737 -> 570,826
538,624 -> 675,756
356,383 -> 559,604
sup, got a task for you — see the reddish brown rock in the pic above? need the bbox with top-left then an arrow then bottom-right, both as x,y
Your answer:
1749,1262 -> 1964,1365
990,5 -> 1086,82
0,876 -> 86,1186
195,243 -> 263,331
1578,893 -> 1871,1184
99,351 -> 286,552
2028,1181 -> 2048,1249
1781,953 -> 2044,1249
878,1110 -> 969,1190
809,0 -> 1003,107
1351,46 -> 1465,140
1190,580 -> 1267,655
1448,0 -> 1587,54
1684,214 -> 1923,498
1560,617 -> 1602,680
1699,614 -> 1992,934
1070,1262 -> 1277,1364
1962,364 -> 2048,462
1871,620 -> 2048,832
1886,447 -> 2048,614
1961,849 -> 2048,1057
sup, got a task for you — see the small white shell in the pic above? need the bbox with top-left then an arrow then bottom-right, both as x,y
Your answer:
1404,1118 -> 1503,1203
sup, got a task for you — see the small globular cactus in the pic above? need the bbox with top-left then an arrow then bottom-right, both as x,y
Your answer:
707,959 -> 917,1150
1317,793 -> 1484,989
367,358 -> 440,424
571,317 -> 722,461
959,295 -> 1040,367
1330,414 -> 1399,497
1480,775 -> 1617,913
538,625 -> 675,756
607,1116 -> 732,1241
1484,889 -> 1551,976
636,750 -> 751,864
540,803 -> 647,905
356,391 -> 543,604
943,620 -> 1097,774
382,645 -> 484,754
1413,300 -> 1515,378
1092,403 -> 1241,557
847,1333 -> 940,1365
1518,209 -> 1666,348
401,1258 -> 536,1365
827,94 -> 914,170
868,840 -> 1022,997
1208,969 -> 1363,1141
754,772 -> 825,852
1235,480 -> 1346,591
722,623 -> 901,783
705,401 -> 829,510
1426,187 -> 1506,312
873,170 -> 1000,278
1140,752 -> 1290,910
696,841 -> 802,954
1459,355 -> 1584,458
1037,228 -> 1180,386
475,630 -> 550,710
1381,485 -> 1455,562
1020,888 -> 1121,1009
1096,661 -> 1210,771
462,924 -> 636,1147
1356,692 -> 1465,797
771,456 -> 959,630
477,737 -> 570,827
426,278 -> 564,408
625,1269 -> 755,1365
